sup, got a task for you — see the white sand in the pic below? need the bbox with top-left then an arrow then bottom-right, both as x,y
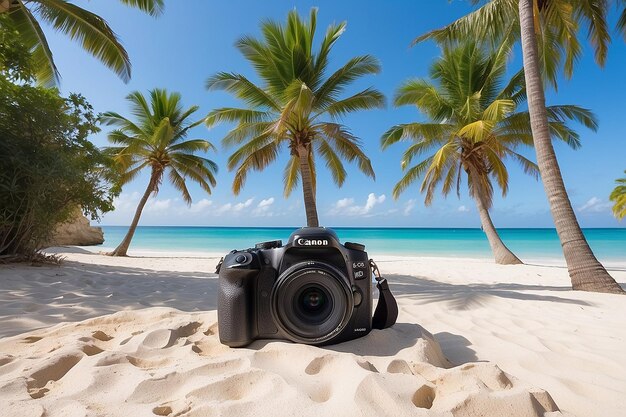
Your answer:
0,249 -> 624,417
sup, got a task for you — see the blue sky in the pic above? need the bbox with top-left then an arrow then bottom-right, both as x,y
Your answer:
45,0 -> 625,228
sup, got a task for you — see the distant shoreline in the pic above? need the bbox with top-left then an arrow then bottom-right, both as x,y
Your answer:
44,246 -> 626,270
87,226 -> 626,266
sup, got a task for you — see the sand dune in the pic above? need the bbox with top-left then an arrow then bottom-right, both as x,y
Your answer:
1,250 -> 625,416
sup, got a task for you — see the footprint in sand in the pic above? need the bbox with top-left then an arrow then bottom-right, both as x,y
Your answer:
26,353 -> 82,399
354,373 -> 436,413
141,322 -> 202,350
129,358 -> 250,404
186,369 -> 284,402
81,344 -> 104,356
0,355 -> 15,367
387,359 -> 414,375
92,330 -> 113,342
305,354 -> 378,375
22,336 -> 42,344
152,405 -> 172,416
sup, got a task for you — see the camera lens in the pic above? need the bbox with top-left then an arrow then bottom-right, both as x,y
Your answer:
272,262 -> 353,345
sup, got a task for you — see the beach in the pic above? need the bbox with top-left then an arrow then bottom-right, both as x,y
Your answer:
1,249 -> 624,416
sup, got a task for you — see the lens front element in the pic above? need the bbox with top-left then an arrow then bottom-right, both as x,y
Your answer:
272,262 -> 353,344
296,286 -> 332,324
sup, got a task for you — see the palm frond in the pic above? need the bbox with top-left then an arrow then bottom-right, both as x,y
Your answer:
322,88 -> 385,118
9,5 -> 58,85
314,55 -> 381,107
573,0 -> 610,68
168,139 -> 214,153
610,171 -> 626,220
168,168 -> 192,204
482,99 -> 515,121
222,122 -> 276,146
318,123 -> 374,179
36,0 -> 131,82
381,123 -> 453,148
413,0 -> 518,47
506,150 -> 539,179
117,0 -> 164,17
394,79 -> 453,121
283,156 -> 300,197
392,157 -> 435,199
317,140 -> 347,187
231,141 -> 280,194
545,105 -> 598,131
205,108 -> 273,127
206,72 -> 280,110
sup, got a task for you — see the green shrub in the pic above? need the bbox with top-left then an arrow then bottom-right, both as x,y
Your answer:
0,16 -> 117,260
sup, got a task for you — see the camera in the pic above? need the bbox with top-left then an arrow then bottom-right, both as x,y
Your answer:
217,227 -> 376,347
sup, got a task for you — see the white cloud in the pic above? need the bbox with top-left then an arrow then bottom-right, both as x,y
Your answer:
404,199 -> 417,216
335,198 -> 355,209
111,191 -> 140,212
145,198 -> 172,213
458,205 -> 470,213
214,198 -> 255,216
253,197 -> 275,216
234,198 -> 255,211
258,197 -> 275,208
578,197 -> 612,213
215,203 -> 232,215
188,199 -> 213,213
330,193 -> 386,216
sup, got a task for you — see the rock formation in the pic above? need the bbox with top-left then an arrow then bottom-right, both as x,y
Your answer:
47,208 -> 104,246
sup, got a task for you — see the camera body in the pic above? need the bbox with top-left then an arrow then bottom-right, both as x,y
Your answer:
217,227 -> 373,347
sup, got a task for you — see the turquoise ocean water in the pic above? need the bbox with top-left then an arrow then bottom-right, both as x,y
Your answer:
97,226 -> 625,264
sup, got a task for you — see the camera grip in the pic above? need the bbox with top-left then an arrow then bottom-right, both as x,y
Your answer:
217,267 -> 257,347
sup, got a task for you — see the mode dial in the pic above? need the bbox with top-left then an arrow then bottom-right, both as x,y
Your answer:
255,240 -> 283,250
344,242 -> 365,251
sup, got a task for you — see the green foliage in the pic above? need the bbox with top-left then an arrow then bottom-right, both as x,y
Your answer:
610,171 -> 626,220
0,23 -> 117,259
103,89 -> 218,205
0,15 -> 33,81
206,8 -> 384,198
1,0 -> 164,84
416,0 -> 625,89
382,41 -> 596,207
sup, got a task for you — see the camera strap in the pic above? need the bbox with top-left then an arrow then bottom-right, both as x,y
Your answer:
369,259 -> 398,330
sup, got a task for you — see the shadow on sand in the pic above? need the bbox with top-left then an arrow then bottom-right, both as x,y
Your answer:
0,260 -> 219,338
385,273 -> 596,310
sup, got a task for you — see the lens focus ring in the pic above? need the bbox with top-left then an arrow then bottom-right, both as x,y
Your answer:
271,262 -> 353,345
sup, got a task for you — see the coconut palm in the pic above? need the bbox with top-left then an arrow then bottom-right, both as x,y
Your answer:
414,0 -> 624,292
0,0 -> 164,84
610,171 -> 626,220
103,89 -> 217,256
205,8 -> 384,227
382,41 -> 598,265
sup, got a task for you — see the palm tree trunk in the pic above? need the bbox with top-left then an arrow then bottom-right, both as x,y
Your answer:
298,146 -> 319,227
518,0 -> 623,293
474,194 -> 523,265
109,169 -> 159,257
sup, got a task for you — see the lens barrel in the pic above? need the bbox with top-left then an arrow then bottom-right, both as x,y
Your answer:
271,262 -> 353,344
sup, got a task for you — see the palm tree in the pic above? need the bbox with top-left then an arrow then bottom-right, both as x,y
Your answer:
414,0 -> 624,293
103,89 -> 218,256
382,41 -> 596,265
205,8 -> 384,227
0,0 -> 164,84
610,171 -> 626,220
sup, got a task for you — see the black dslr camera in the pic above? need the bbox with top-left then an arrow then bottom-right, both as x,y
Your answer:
216,227 -> 397,347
